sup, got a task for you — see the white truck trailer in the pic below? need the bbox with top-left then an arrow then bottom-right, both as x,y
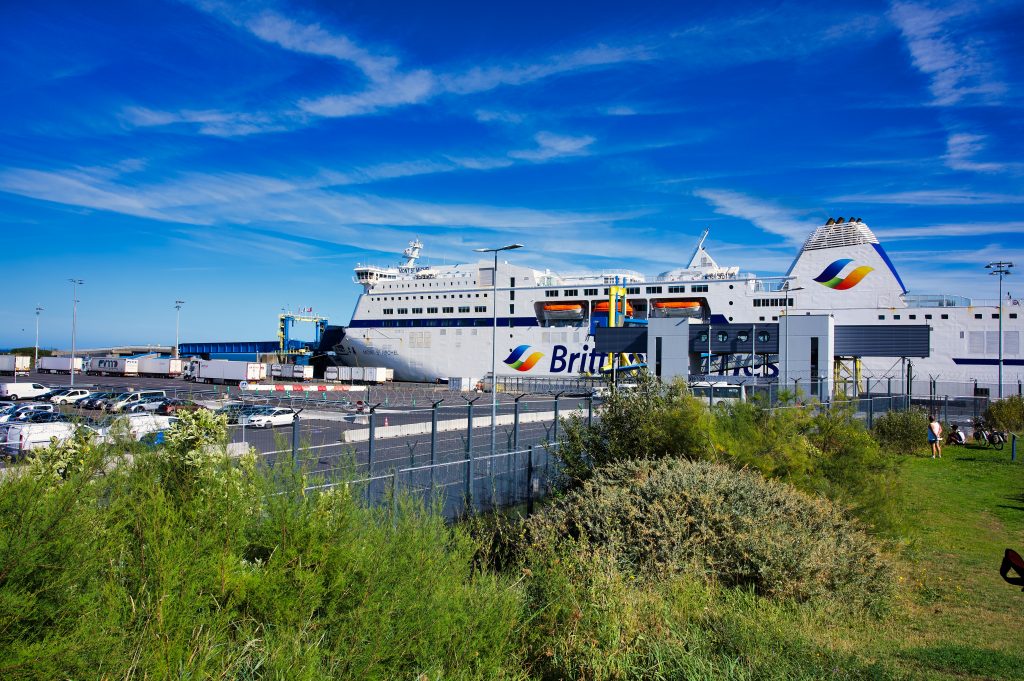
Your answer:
324,366 -> 352,382
36,357 -> 83,374
183,359 -> 263,385
137,357 -> 184,377
324,365 -> 391,384
87,357 -> 140,376
0,355 -> 30,376
271,364 -> 313,381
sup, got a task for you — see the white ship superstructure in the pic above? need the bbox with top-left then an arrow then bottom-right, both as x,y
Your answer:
338,220 -> 1023,388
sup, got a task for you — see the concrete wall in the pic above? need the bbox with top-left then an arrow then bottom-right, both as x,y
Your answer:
646,318 -> 693,382
778,315 -> 834,400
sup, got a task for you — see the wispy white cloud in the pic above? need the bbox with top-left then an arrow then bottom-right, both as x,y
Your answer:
439,45 -> 651,95
831,189 -> 1024,205
509,132 -> 595,161
943,132 -> 1017,173
0,164 -> 631,237
888,1 -> 1005,105
123,106 -> 295,136
129,8 -> 649,134
694,189 -> 821,244
877,221 -> 1024,239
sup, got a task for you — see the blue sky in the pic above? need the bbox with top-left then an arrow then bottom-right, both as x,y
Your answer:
3,0 -> 1023,348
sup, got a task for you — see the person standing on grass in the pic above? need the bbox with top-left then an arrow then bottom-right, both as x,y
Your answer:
929,414 -> 942,458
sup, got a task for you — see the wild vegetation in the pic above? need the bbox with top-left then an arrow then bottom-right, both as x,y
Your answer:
0,388 -> 1021,679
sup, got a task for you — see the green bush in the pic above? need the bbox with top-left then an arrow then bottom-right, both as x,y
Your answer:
559,382 -> 901,533
526,458 -> 895,606
872,408 -> 929,454
557,373 -> 713,485
0,441 -> 526,679
984,395 -> 1024,432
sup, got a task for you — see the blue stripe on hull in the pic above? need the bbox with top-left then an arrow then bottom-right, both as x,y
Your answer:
953,358 -> 1024,366
348,316 -> 541,328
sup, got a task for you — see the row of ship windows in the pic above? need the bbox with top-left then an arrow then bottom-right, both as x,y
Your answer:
877,313 -> 1019,320
379,279 -> 477,289
754,298 -> 794,307
373,293 -> 488,301
383,306 -> 487,315
544,285 -> 710,297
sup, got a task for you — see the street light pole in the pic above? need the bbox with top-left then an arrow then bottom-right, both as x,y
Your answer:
34,305 -> 43,369
69,279 -> 83,387
782,284 -> 804,395
986,261 -> 1014,399
473,244 -> 524,458
175,300 -> 185,358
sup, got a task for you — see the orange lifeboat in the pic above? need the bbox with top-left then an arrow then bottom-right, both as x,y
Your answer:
593,301 -> 634,315
652,300 -> 702,317
542,303 -> 585,320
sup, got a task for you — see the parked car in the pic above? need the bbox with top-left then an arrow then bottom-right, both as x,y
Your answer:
689,381 -> 746,406
0,383 -> 52,401
156,398 -> 206,415
105,390 -> 167,413
52,388 -> 93,405
215,402 -> 259,424
125,396 -> 168,413
0,403 -> 56,423
238,407 -> 296,428
79,391 -> 118,410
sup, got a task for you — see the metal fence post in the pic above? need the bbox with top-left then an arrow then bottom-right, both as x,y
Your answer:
466,400 -> 474,507
553,391 -> 565,443
587,396 -> 594,427
526,445 -> 535,516
291,412 -> 300,468
430,399 -> 442,490
391,471 -> 399,528
943,395 -> 949,425
1012,433 -> 1017,462
367,410 -> 376,499
513,395 -> 522,451
868,397 -> 874,429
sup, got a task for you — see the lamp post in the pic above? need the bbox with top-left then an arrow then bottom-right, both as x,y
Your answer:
473,243 -> 524,458
34,305 -> 43,370
986,261 -> 1014,399
174,300 -> 185,358
782,284 -> 804,394
69,279 -> 83,387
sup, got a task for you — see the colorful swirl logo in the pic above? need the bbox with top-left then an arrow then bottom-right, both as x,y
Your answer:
503,345 -> 544,372
813,259 -> 874,290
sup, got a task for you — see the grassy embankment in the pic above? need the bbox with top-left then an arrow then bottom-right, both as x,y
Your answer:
887,442 -> 1024,679
0,407 -> 1021,679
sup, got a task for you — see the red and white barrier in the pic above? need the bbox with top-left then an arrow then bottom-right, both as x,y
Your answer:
241,383 -> 366,392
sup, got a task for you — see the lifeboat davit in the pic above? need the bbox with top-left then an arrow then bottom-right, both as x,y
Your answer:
652,300 -> 702,317
593,301 -> 634,316
542,303 -> 585,320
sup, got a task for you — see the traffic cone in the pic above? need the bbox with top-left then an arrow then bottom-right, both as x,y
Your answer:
384,417 -> 389,427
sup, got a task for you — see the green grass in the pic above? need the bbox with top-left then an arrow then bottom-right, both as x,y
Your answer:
883,443 -> 1024,680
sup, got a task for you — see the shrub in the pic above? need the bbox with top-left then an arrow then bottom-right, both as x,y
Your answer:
0,446 -> 525,679
984,395 -> 1024,432
526,458 -> 895,607
872,408 -> 929,454
557,374 -> 713,485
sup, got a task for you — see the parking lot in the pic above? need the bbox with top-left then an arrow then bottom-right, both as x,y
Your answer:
2,372 -> 592,483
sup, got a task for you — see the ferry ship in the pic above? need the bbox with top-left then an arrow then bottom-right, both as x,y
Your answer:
333,219 -> 1023,390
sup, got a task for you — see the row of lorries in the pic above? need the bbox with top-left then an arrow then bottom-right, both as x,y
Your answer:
5,354 -> 394,386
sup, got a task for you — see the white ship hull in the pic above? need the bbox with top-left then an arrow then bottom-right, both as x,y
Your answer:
340,222 -> 1024,393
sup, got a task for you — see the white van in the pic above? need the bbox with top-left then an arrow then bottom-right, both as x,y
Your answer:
99,413 -> 177,440
0,383 -> 51,401
690,381 -> 746,406
107,390 -> 167,413
4,421 -> 83,458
